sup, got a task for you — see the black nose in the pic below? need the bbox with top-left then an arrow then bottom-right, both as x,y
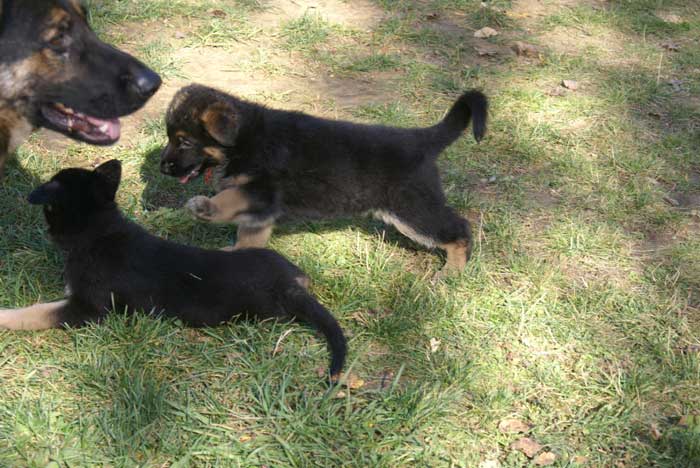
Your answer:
161,160 -> 175,174
127,65 -> 161,99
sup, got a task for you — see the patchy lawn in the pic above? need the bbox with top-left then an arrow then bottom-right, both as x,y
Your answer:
1,0 -> 699,466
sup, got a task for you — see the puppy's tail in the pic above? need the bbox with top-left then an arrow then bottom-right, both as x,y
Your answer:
286,288 -> 347,380
424,90 -> 488,157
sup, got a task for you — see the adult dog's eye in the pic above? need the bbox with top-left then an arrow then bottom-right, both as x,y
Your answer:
179,138 -> 194,149
47,31 -> 70,51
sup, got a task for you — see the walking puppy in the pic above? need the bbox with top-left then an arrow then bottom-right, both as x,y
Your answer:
0,0 -> 161,176
160,84 -> 487,275
0,160 -> 346,379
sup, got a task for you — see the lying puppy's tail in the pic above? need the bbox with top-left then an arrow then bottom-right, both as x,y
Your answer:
286,288 -> 347,380
424,90 -> 488,157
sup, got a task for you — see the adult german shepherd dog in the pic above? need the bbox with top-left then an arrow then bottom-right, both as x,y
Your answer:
0,160 -> 346,379
160,84 -> 487,276
0,0 -> 161,175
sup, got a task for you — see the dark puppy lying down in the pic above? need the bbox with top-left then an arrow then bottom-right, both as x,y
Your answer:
0,160 -> 346,379
160,84 -> 488,275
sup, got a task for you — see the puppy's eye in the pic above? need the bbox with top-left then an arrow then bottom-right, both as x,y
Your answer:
178,138 -> 194,149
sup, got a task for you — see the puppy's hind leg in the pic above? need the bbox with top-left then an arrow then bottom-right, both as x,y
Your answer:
377,200 -> 472,277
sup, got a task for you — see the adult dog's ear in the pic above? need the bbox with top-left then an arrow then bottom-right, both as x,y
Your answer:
201,101 -> 238,146
94,159 -> 122,201
28,181 -> 63,205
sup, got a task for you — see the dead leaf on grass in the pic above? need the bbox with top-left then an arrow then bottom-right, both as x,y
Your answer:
533,451 -> 557,466
174,31 -> 186,39
572,455 -> 588,465
335,390 -> 346,398
210,9 -> 227,18
426,12 -> 439,20
338,372 -> 365,389
429,338 -> 441,353
510,437 -> 542,458
498,418 -> 530,433
474,27 -> 499,38
650,423 -> 662,440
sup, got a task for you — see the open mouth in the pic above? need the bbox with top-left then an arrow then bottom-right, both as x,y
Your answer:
41,103 -> 121,144
179,164 -> 203,184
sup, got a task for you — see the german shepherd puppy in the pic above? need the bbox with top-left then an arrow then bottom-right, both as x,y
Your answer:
160,84 -> 488,275
0,0 -> 161,175
0,160 -> 346,379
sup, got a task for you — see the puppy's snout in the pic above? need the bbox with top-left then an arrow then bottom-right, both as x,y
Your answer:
160,159 -> 176,175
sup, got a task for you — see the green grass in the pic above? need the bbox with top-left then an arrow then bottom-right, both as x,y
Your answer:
1,0 -> 700,466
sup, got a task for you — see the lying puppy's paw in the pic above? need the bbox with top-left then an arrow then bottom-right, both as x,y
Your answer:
185,196 -> 215,219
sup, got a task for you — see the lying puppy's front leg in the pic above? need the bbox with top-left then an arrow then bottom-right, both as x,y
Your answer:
0,300 -> 67,330
186,187 -> 250,223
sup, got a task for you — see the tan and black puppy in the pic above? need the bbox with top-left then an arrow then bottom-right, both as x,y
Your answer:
0,160 -> 346,380
160,84 -> 488,275
0,0 -> 161,176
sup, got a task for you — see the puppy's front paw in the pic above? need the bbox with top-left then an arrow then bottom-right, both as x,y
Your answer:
186,196 -> 216,219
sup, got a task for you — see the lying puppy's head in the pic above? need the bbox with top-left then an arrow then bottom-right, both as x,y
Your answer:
160,85 -> 238,183
27,159 -> 121,234
0,0 -> 161,145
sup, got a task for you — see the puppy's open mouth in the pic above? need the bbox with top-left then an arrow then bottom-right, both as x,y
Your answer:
179,164 -> 203,184
41,103 -> 121,144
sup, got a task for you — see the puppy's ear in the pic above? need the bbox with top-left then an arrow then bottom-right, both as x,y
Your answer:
94,159 -> 122,201
28,181 -> 63,205
201,102 -> 238,146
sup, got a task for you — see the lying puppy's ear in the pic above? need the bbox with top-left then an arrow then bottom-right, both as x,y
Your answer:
94,159 -> 122,201
201,102 -> 238,146
28,181 -> 63,205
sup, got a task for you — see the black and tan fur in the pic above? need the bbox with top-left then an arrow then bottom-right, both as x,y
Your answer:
160,84 -> 488,275
0,0 -> 161,176
0,160 -> 346,379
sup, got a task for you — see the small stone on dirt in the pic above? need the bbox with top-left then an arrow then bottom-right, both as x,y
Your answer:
511,41 -> 540,57
510,437 -> 543,458
561,80 -> 579,90
475,44 -> 499,57
498,418 -> 530,433
474,27 -> 499,38
533,451 -> 557,466
174,31 -> 186,39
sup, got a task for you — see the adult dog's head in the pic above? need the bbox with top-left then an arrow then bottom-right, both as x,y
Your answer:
0,0 -> 161,146
160,84 -> 240,183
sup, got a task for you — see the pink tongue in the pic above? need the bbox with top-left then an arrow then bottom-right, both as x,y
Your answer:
85,115 -> 121,140
179,174 -> 191,184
